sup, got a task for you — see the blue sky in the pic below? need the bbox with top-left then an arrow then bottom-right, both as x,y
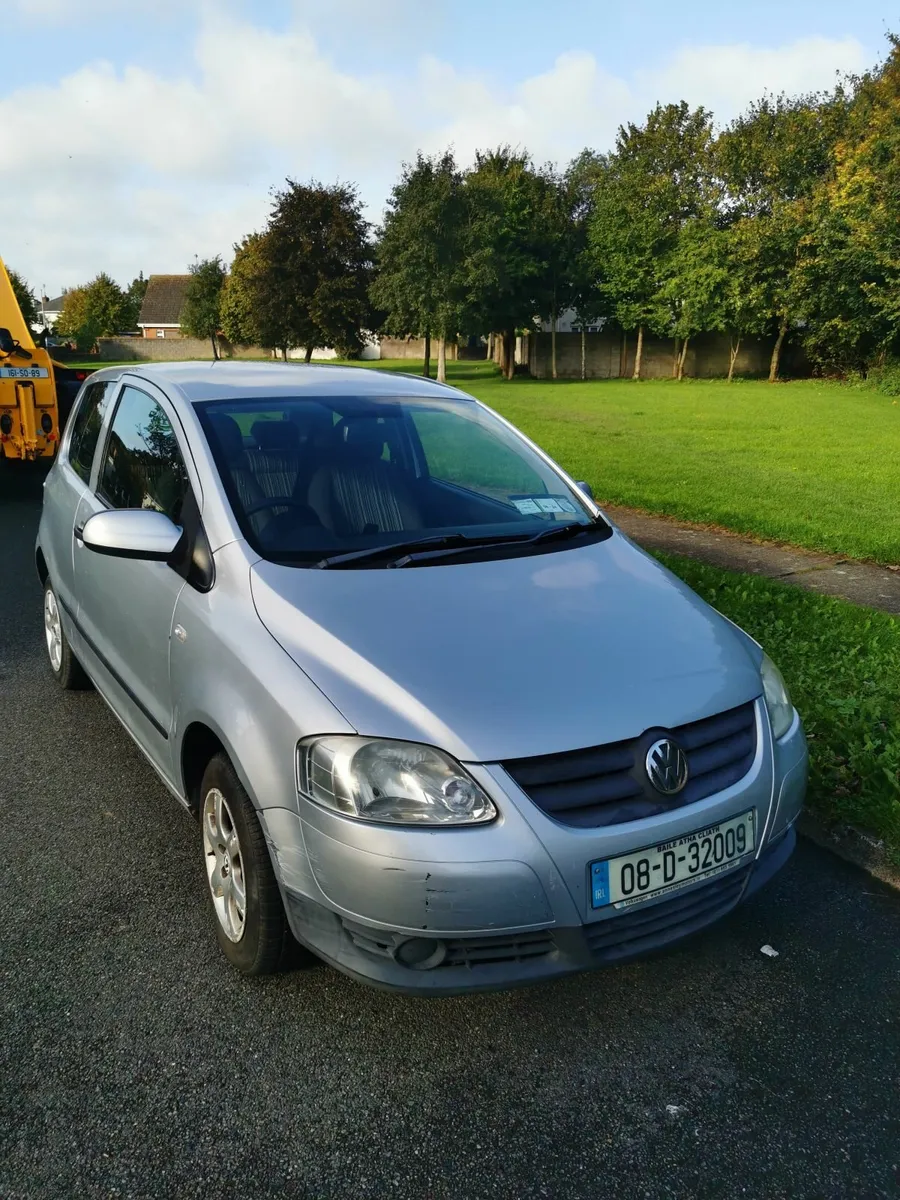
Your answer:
2,0 -> 893,294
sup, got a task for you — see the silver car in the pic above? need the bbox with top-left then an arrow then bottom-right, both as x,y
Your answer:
37,363 -> 807,993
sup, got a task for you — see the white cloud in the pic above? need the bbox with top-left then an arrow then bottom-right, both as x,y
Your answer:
640,36 -> 867,121
0,14 -> 867,293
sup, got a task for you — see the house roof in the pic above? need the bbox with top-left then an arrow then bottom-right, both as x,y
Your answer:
43,295 -> 66,310
138,275 -> 192,326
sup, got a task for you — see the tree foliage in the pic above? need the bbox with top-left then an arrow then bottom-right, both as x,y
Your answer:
8,268 -> 39,329
370,151 -> 467,380
181,256 -> 227,358
55,273 -> 134,350
461,147 -> 556,378
265,180 -> 373,361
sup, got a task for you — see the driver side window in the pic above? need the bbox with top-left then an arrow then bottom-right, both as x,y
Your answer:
98,387 -> 189,523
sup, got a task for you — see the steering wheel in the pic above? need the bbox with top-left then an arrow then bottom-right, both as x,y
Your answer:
243,496 -> 310,516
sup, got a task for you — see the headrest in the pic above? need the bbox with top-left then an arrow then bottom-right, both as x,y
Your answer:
333,417 -> 386,462
206,412 -> 245,463
251,420 -> 300,451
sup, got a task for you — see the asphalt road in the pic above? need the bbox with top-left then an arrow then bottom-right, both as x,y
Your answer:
2,466 -> 898,1200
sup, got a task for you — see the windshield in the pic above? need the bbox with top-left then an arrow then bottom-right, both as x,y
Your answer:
196,393 -> 607,566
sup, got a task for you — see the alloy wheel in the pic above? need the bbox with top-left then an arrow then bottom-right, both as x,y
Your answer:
203,788 -> 247,943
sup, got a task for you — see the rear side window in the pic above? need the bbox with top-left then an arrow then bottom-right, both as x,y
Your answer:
98,386 -> 189,522
68,381 -> 112,483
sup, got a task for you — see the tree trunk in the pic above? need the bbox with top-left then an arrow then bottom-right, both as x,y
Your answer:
551,306 -> 558,380
632,325 -> 644,380
677,336 -> 689,380
620,331 -> 628,377
304,345 -> 313,364
672,337 -> 680,378
581,326 -> 586,380
422,331 -> 431,378
436,335 -> 447,384
282,346 -> 288,362
503,330 -> 516,380
727,336 -> 741,383
211,333 -> 219,360
769,323 -> 788,383
486,332 -> 493,363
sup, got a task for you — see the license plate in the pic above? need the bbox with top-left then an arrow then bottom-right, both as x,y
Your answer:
0,366 -> 49,379
590,809 -> 756,909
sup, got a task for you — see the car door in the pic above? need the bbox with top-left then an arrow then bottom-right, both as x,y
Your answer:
72,381 -> 193,782
39,378 -> 116,614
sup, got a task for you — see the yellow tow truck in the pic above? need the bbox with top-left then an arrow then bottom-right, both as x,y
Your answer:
0,256 -> 91,461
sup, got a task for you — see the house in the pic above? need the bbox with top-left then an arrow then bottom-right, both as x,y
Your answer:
35,294 -> 66,332
137,275 -> 192,339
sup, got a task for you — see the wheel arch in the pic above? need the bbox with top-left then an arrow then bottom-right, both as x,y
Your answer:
35,545 -> 49,585
180,721 -> 227,817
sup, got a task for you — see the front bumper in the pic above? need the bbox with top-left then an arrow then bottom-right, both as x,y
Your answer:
280,825 -> 798,995
262,704 -> 808,995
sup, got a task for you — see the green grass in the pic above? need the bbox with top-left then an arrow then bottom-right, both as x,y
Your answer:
658,554 -> 900,863
341,361 -> 900,564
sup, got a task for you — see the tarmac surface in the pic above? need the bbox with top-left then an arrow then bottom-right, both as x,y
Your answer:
2,465 -> 898,1199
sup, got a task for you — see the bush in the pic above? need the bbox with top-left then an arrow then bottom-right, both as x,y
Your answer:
861,359 -> 900,396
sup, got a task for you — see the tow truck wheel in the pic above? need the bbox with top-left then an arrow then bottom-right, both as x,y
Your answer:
43,579 -> 90,690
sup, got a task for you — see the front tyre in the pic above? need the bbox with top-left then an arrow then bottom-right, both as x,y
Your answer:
200,752 -> 291,975
43,579 -> 89,690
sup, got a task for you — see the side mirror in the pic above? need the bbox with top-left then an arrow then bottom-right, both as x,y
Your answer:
81,509 -> 182,561
0,327 -> 15,354
575,480 -> 595,502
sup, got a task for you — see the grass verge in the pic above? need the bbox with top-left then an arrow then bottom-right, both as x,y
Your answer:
658,553 -> 900,864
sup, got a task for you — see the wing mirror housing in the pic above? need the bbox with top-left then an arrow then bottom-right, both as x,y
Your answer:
0,327 -> 16,355
575,480 -> 595,501
80,509 -> 182,561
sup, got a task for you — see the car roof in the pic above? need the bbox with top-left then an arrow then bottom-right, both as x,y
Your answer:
112,361 -> 471,404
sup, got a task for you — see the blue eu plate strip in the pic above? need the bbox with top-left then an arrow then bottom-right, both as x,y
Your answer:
591,860 -> 610,908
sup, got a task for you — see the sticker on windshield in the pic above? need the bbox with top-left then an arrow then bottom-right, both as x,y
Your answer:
512,495 -> 578,515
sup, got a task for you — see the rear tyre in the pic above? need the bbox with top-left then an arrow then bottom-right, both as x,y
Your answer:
200,752 -> 292,975
43,579 -> 90,690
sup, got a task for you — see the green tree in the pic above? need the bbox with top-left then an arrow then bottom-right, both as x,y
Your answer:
56,273 -> 133,349
264,180 -> 373,362
564,150 -> 609,379
460,148 -> 554,380
793,40 -> 900,372
715,91 -> 848,379
124,272 -> 148,330
181,256 -> 227,359
8,269 -> 39,330
371,150 -> 467,382
589,102 -> 717,379
221,233 -> 285,354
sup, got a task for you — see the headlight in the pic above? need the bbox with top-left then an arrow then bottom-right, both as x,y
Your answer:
761,654 -> 794,740
297,736 -> 497,826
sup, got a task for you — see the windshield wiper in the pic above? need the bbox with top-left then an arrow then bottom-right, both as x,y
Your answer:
315,521 -> 603,570
389,521 -> 598,568
315,533 -> 502,569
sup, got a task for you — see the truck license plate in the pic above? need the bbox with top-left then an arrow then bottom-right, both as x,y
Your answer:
0,366 -> 49,379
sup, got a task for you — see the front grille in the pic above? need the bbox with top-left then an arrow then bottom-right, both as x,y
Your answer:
585,866 -> 751,963
442,931 -> 555,968
502,701 -> 758,828
341,920 -> 555,969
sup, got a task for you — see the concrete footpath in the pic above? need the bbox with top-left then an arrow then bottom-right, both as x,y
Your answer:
607,504 -> 900,616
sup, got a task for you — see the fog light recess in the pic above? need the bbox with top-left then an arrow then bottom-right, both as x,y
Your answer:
40,413 -> 53,434
0,414 -> 11,435
392,937 -> 447,970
